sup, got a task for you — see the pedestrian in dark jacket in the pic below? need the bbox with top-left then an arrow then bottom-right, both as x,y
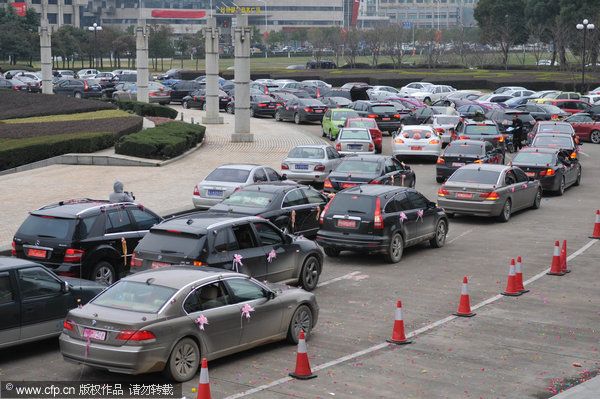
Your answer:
109,180 -> 134,203
511,114 -> 524,150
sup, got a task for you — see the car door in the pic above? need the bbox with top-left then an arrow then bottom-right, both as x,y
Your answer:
265,167 -> 283,182
0,271 -> 20,347
300,187 -> 328,236
557,151 -> 578,186
385,192 -> 418,244
326,146 -> 343,171
281,188 -> 312,235
252,221 -> 295,282
386,157 -> 413,187
230,222 -> 268,280
512,167 -> 537,209
322,110 -> 332,133
406,191 -> 437,239
17,266 -> 72,341
283,99 -> 297,120
252,167 -> 269,183
224,277 -> 284,346
104,208 -> 140,267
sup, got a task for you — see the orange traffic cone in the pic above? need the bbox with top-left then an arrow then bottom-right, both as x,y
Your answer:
454,276 -> 475,317
515,256 -> 529,293
289,330 -> 317,380
502,259 -> 522,296
196,358 -> 211,399
590,210 -> 600,239
386,300 -> 412,345
560,240 -> 570,273
547,240 -> 565,276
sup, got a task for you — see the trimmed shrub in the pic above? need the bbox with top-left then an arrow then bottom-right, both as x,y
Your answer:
0,132 -> 115,171
115,121 -> 205,159
114,100 -> 178,119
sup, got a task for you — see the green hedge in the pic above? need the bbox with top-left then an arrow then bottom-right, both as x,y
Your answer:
113,100 -> 178,119
115,121 -> 205,159
0,132 -> 115,171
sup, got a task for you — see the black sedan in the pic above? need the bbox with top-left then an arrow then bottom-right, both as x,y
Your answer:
169,80 -> 205,104
0,257 -> 104,349
226,94 -> 280,117
401,106 -> 458,125
347,101 -> 403,133
323,155 -> 415,193
0,78 -> 28,91
208,183 -> 329,238
436,139 -> 504,183
275,98 -> 328,124
53,79 -> 102,98
515,103 -> 570,121
511,148 -> 581,195
182,88 -> 232,110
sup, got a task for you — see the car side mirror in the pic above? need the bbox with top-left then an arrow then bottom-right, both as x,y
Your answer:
61,281 -> 69,293
428,201 -> 436,208
280,174 -> 287,180
266,290 -> 276,300
285,234 -> 293,244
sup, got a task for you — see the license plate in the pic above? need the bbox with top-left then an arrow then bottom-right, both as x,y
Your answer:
151,261 -> 171,269
382,117 -> 391,121
342,183 -> 356,188
28,248 -> 47,258
83,328 -> 106,341
315,109 -> 323,113
207,190 -> 223,196
349,145 -> 362,150
457,192 -> 472,199
295,164 -> 308,170
337,219 -> 356,228
452,162 -> 465,167
411,146 -> 422,150
525,172 -> 535,177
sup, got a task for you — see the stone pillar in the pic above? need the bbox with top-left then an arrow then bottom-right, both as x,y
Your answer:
136,22 -> 150,103
203,18 -> 223,124
232,15 -> 253,142
38,21 -> 53,95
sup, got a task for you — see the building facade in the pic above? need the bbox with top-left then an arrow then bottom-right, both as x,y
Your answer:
378,0 -> 478,28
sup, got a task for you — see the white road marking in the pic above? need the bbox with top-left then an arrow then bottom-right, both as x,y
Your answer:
578,151 -> 590,158
223,240 -> 598,398
317,271 -> 360,287
448,228 -> 474,244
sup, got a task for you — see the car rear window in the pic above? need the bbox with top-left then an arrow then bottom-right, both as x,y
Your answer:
512,152 -> 555,165
287,147 -> 324,159
537,124 -> 573,133
141,230 -> 207,259
340,129 -> 371,140
401,128 -> 433,139
92,280 -> 177,313
465,125 -> 499,135
205,168 -> 250,183
443,143 -> 483,155
347,119 -> 377,129
434,116 -> 459,124
371,105 -> 396,113
221,191 -> 275,208
327,193 -> 375,215
448,169 -> 501,185
332,110 -> 358,120
17,215 -> 75,240
533,136 -> 574,148
335,160 -> 381,174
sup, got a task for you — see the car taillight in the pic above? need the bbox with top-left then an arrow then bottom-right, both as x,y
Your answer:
116,330 -> 156,341
324,178 -> 333,188
479,192 -> 499,200
193,96 -> 197,100
304,108 -> 312,112
438,188 -> 450,196
193,185 -> 200,196
281,163 -> 289,170
393,114 -> 400,118
551,115 -> 558,119
233,186 -> 241,193
63,319 -> 75,331
368,114 -> 378,118
459,136 -> 470,140
374,197 -> 383,229
395,138 -> 404,143
258,103 -> 267,107
64,249 -> 84,262
84,81 -> 89,90
193,261 -> 203,266
314,164 -> 326,172
336,143 -> 341,151
570,152 -> 577,159
369,143 -> 374,151
494,136 -> 504,142
429,139 -> 440,144
435,128 -> 444,133
131,253 -> 143,267
437,157 -> 445,164
11,241 -> 16,256
539,168 -> 555,176
320,200 -> 332,224
474,159 -> 483,164
369,179 -> 379,184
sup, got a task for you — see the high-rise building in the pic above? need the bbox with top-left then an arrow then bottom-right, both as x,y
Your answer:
378,0 -> 478,28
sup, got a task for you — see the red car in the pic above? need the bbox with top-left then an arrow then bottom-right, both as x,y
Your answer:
564,113 -> 600,144
539,99 -> 591,115
345,117 -> 383,153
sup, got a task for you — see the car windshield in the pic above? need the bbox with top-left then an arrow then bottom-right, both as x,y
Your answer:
465,125 -> 499,135
347,119 -> 377,129
332,110 -> 358,120
287,147 -> 324,159
92,280 -> 177,313
512,152 -> 555,165
221,191 -> 276,208
340,129 -> 371,140
444,143 -> 484,155
205,168 -> 250,183
143,230 -> 207,258
533,136 -> 574,148
335,160 -> 381,174
539,105 -> 564,114
371,105 -> 396,113
17,215 -> 75,240
537,124 -> 573,133
448,169 -> 501,185
301,99 -> 324,106
435,116 -> 460,124
401,128 -> 433,139
327,193 -> 374,214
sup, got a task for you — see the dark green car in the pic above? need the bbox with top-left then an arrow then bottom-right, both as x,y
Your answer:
321,108 -> 359,141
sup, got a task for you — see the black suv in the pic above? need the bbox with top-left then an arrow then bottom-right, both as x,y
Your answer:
131,214 -> 324,291
317,186 -> 448,263
12,199 -> 162,285
347,101 -> 403,133
453,119 -> 506,155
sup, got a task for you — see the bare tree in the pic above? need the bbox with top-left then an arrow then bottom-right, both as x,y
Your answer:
363,24 -> 385,67
382,24 -> 405,69
343,28 -> 362,68
307,28 -> 327,63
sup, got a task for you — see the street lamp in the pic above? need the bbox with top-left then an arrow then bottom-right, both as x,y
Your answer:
88,22 -> 102,69
576,19 -> 594,94
258,0 -> 267,58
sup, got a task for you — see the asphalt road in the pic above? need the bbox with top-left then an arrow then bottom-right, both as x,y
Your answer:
1,117 -> 599,399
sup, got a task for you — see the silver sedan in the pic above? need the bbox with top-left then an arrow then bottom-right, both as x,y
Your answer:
335,128 -> 375,155
392,125 -> 442,160
59,267 -> 319,381
281,144 -> 343,184
437,164 -> 542,222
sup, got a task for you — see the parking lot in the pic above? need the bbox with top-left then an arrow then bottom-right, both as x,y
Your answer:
1,107 -> 599,398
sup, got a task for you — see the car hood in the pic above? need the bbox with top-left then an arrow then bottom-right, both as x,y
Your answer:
64,277 -> 106,291
328,170 -> 379,182
208,206 -> 267,216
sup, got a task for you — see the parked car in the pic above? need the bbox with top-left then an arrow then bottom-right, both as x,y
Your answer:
323,155 -> 416,193
281,144 -> 343,184
0,78 -> 28,91
14,75 -> 41,93
209,183 -> 329,238
398,82 -> 434,96
486,109 -> 536,148
510,147 -> 581,195
169,80 -> 205,104
53,79 -> 102,98
429,114 -> 461,144
60,267 -> 319,381
514,103 -> 569,121
320,96 -> 352,109
12,199 -> 162,285
534,99 -> 591,115
345,117 -> 383,153
275,98 -> 327,124
182,88 -> 231,110
530,133 -> 579,160
155,68 -> 191,80
321,108 -> 360,141
437,164 -> 542,222
493,86 -> 528,94
527,121 -> 578,145
192,164 -> 288,209
563,113 -> 600,143
453,119 -> 506,155
306,60 -> 336,69
476,93 -> 513,104
335,128 -> 376,155
112,81 -> 171,104
0,257 -> 105,349
317,185 -> 448,262
408,84 -> 456,104
347,101 -> 403,133
401,106 -> 459,125
436,139 -> 504,183
392,125 -> 442,161
456,103 -> 500,118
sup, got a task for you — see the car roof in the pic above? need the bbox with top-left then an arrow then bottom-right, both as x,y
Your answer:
236,182 -> 307,193
340,154 -> 386,162
291,144 -> 332,149
30,199 -> 136,218
123,266 -> 245,289
516,147 -> 559,155
0,256 -> 44,272
447,139 -> 486,146
537,121 -> 571,125
216,164 -> 264,171
464,119 -> 496,125
460,163 -> 509,172
340,185 -> 411,196
153,213 -> 264,235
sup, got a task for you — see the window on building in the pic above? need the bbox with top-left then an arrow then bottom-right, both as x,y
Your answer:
48,0 -> 58,4
32,0 -> 41,4
64,13 -> 72,24
64,0 -> 73,4
48,13 -> 58,24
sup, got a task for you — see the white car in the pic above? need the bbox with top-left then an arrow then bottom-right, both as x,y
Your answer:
502,89 -> 536,98
398,82 -> 434,96
302,80 -> 332,90
192,164 -> 288,208
409,85 -> 456,104
335,128 -> 375,155
281,144 -> 343,183
77,69 -> 99,79
392,125 -> 442,160
430,115 -> 461,144
493,86 -> 527,94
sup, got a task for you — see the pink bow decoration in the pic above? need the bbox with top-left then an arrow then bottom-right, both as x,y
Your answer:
232,254 -> 243,272
77,299 -> 82,309
417,209 -> 424,222
83,329 -> 92,358
511,187 -> 515,192
267,249 -> 276,263
523,183 -> 527,188
195,315 -> 209,330
241,303 -> 254,319
399,212 -> 407,223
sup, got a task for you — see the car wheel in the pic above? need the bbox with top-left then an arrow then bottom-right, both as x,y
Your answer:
532,188 -> 542,209
250,108 -> 255,117
91,261 -> 116,286
590,130 -> 600,144
226,103 -> 233,114
322,128 -> 326,137
385,232 -> 404,263
410,176 -> 416,188
294,113 -> 301,124
101,92 -> 108,99
163,338 -> 200,382
323,247 -> 340,257
496,199 -> 512,223
376,146 -> 382,154
74,92 -> 82,99
436,176 -> 444,183
287,305 -> 313,344
182,100 -> 190,109
329,129 -> 335,141
424,97 -> 431,104
429,219 -> 448,248
275,110 -> 282,121
556,177 -> 565,196
113,95 -> 120,101
574,167 -> 581,186
202,102 -> 207,111
299,256 -> 320,291
446,212 -> 455,218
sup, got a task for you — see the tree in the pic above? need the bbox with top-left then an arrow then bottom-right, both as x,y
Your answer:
363,24 -> 385,67
381,24 -> 405,69
343,28 -> 362,68
148,22 -> 174,70
307,28 -> 327,63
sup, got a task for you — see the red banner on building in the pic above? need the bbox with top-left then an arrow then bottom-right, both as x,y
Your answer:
350,0 -> 360,26
12,2 -> 27,16
151,10 -> 206,19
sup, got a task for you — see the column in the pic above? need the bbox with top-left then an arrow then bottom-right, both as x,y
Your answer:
203,18 -> 223,124
232,14 -> 253,142
136,22 -> 150,103
39,21 -> 53,95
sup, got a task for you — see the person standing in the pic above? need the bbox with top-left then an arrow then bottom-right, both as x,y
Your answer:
511,114 -> 524,150
109,180 -> 135,203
